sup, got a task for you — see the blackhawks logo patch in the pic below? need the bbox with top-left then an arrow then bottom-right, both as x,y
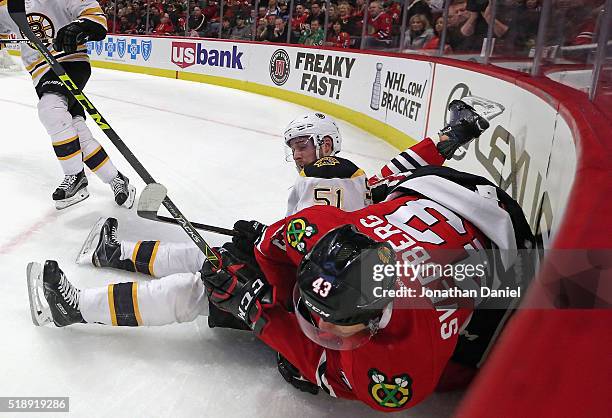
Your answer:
314,157 -> 340,167
368,369 -> 412,408
287,218 -> 317,254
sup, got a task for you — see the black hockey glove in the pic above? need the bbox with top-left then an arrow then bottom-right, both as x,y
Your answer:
53,19 -> 106,54
232,220 -> 267,258
437,100 -> 490,160
200,242 -> 272,334
277,353 -> 319,395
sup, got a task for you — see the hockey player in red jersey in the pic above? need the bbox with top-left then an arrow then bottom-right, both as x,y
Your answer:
26,99 -> 536,411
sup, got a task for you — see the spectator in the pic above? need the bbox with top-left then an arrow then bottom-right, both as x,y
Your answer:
338,2 -> 358,36
422,15 -> 452,53
279,1 -> 290,20
265,0 -> 281,18
299,18 -> 325,45
306,2 -> 325,26
455,0 -> 488,51
188,6 -> 207,37
267,16 -> 294,42
256,17 -> 270,41
386,0 -> 402,26
220,16 -> 232,38
153,13 -> 175,35
292,4 -> 310,33
403,13 -> 434,50
149,7 -> 162,31
125,5 -> 137,25
118,15 -> 134,33
326,19 -> 351,48
445,0 -> 486,52
405,0 -> 433,26
229,14 -> 253,40
327,4 -> 339,23
364,1 -> 392,49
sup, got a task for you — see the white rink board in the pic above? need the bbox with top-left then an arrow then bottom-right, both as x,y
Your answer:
87,36 -> 433,142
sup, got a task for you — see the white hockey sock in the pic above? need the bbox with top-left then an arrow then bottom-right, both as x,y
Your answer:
73,116 -> 119,183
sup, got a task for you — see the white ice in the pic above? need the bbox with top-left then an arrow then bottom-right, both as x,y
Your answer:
0,66 -> 463,417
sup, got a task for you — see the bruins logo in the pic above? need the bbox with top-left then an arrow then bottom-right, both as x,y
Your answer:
286,218 -> 317,254
313,157 -> 339,168
368,369 -> 412,408
23,13 -> 55,46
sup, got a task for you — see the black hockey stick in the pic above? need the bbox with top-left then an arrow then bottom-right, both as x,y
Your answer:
7,0 -> 221,268
138,184 -> 237,236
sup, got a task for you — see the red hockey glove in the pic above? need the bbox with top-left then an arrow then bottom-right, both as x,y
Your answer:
200,243 -> 272,334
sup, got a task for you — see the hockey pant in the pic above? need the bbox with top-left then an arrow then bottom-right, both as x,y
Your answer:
115,241 -> 205,278
80,272 -> 209,326
37,93 -> 118,182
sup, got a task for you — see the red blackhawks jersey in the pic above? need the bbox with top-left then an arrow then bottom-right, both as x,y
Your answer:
254,194 -> 490,411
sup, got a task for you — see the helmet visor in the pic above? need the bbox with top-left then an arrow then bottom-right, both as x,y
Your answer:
293,285 -> 377,350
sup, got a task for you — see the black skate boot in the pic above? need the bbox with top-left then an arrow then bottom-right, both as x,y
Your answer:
110,172 -> 136,209
42,260 -> 85,327
437,100 -> 490,159
83,217 -> 135,271
52,170 -> 89,209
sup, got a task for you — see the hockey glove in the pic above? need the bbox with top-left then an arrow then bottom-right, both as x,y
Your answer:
232,220 -> 267,258
437,100 -> 490,160
200,242 -> 272,334
277,353 -> 319,395
53,19 -> 106,54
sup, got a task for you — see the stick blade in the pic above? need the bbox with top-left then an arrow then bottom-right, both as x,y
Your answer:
26,262 -> 52,326
137,183 -> 167,220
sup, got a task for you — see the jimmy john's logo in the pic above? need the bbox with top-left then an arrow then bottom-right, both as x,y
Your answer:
368,369 -> 412,408
287,218 -> 317,254
270,49 -> 290,86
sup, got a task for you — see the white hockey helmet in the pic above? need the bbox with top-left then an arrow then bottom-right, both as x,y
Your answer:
283,112 -> 342,159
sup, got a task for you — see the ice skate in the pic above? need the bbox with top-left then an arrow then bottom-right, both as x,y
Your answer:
110,172 -> 136,209
27,260 -> 84,327
52,170 -> 89,209
76,217 -> 135,271
437,100 -> 490,159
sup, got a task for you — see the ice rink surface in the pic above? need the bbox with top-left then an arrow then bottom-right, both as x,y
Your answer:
0,66 -> 463,417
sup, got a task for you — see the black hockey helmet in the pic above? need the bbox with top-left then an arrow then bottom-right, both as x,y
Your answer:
296,224 -> 397,326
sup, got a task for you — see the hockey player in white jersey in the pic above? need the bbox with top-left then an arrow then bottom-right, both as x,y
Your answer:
283,112 -> 370,214
0,0 -> 136,209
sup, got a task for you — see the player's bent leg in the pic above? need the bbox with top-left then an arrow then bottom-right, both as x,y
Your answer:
79,272 -> 207,326
38,93 -> 89,208
73,116 -> 136,208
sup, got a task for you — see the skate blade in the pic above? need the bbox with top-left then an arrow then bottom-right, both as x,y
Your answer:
55,188 -> 90,210
122,184 -> 137,209
75,217 -> 106,265
26,262 -> 52,326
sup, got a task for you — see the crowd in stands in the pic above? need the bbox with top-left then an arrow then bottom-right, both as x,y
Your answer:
100,0 -> 606,54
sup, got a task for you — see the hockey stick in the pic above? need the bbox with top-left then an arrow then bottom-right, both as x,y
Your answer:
7,0 -> 220,269
138,184 -> 237,236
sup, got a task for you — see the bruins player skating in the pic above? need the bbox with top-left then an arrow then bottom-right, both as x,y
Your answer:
0,0 -> 135,209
